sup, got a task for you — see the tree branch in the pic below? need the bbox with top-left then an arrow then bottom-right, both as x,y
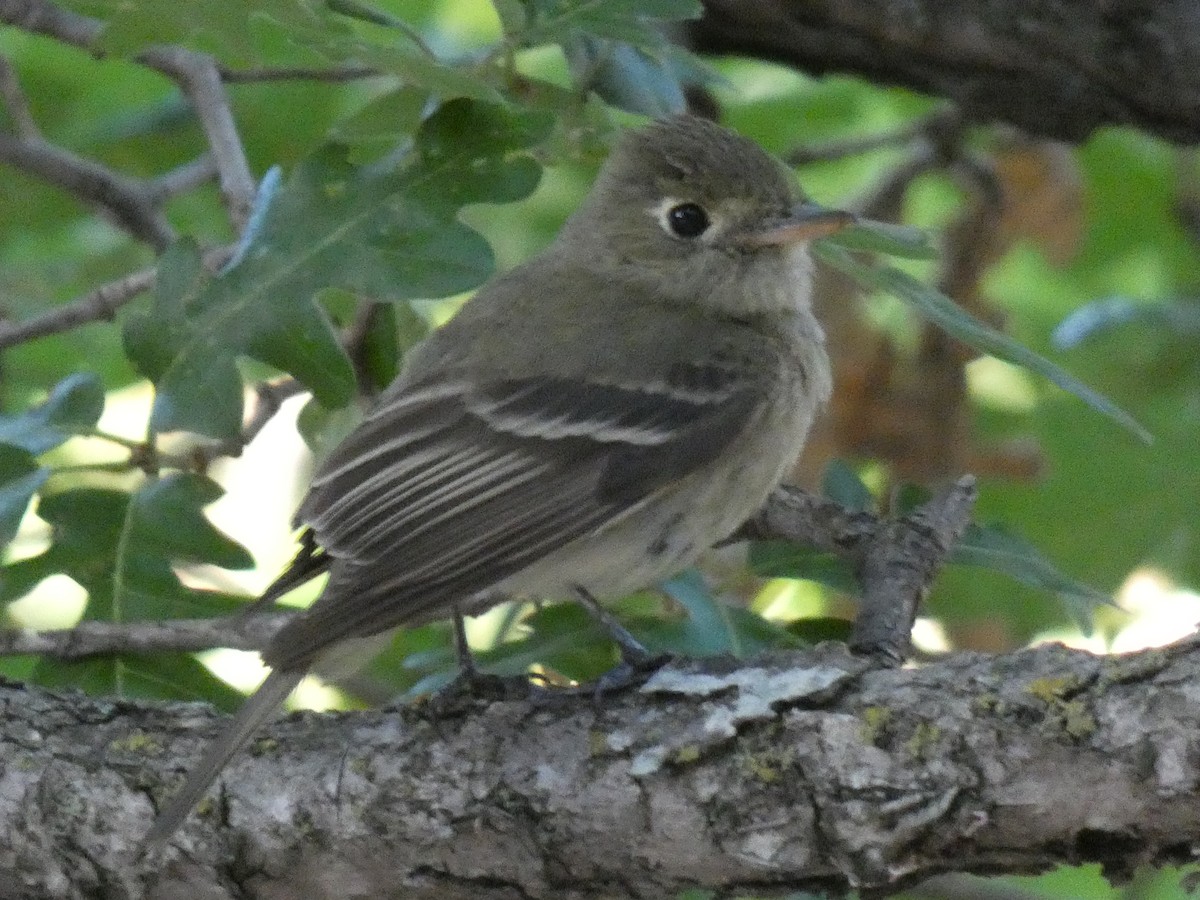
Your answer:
0,54 -> 40,138
0,0 -> 256,232
690,0 -> 1200,143
139,45 -> 256,232
0,130 -> 176,250
0,612 -> 288,659
217,64 -> 382,83
0,245 -> 233,351
3,637 -> 1198,897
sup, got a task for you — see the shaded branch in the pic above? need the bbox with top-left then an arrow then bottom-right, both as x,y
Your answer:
0,53 -> 39,138
140,45 -> 256,232
0,0 -> 256,232
217,63 -> 382,83
0,130 -> 176,250
690,0 -> 1200,144
2,480 -> 972,664
3,638 -> 1199,897
149,154 -> 218,202
0,244 -> 233,351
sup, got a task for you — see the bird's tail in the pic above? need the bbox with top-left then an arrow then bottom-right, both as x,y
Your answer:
142,668 -> 305,850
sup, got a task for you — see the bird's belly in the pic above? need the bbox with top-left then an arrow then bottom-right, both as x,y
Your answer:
489,374 -> 818,604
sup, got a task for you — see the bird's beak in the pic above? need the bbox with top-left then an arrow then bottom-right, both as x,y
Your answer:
737,203 -> 856,248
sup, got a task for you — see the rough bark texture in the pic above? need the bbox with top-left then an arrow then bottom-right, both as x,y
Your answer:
690,0 -> 1200,144
3,637 -> 1199,899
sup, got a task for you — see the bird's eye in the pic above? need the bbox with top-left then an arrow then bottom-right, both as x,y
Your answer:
665,203 -> 710,239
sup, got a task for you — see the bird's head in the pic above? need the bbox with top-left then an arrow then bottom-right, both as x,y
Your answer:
559,116 -> 852,313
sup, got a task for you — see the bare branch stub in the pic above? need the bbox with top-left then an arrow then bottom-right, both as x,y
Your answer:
850,475 -> 977,662
743,478 -> 977,663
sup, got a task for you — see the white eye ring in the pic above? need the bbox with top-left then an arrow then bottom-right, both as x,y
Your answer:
650,197 -> 720,241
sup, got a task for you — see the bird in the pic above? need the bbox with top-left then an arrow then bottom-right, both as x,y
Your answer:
144,113 -> 850,845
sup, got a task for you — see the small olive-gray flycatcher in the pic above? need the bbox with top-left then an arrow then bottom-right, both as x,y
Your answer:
146,114 -> 850,844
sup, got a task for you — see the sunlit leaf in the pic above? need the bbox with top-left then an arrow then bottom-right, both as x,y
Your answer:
14,479 -> 252,700
128,474 -> 255,571
747,542 -> 858,594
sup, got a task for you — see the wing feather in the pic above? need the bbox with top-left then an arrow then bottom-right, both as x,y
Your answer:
265,368 -> 766,671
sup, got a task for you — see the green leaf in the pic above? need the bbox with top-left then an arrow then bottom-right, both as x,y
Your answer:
952,523 -> 1112,628
747,541 -> 858,594
13,480 -> 252,700
34,652 -> 247,711
815,243 -> 1153,444
784,616 -> 854,645
332,86 -> 430,148
491,0 -> 528,33
70,0 -> 348,64
563,37 -> 686,116
517,0 -> 701,50
0,446 -> 48,548
321,40 -> 501,102
654,569 -> 798,658
827,219 -> 939,260
0,372 -> 105,454
128,474 -> 255,571
123,239 -> 250,439
127,101 -> 547,440
822,459 -> 874,512
1052,296 -> 1200,349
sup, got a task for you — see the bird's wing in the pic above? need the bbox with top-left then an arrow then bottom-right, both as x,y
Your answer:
264,362 -> 766,671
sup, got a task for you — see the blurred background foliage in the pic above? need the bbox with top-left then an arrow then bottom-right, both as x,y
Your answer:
0,1 -> 1197,896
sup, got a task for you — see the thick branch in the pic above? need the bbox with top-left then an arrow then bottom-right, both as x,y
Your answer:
2,638 -> 1198,898
690,0 -> 1200,143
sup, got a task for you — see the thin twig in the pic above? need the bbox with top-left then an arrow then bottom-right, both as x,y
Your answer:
0,267 -> 156,349
150,153 -> 218,201
0,54 -> 40,138
0,131 -> 175,249
137,45 -> 256,233
218,64 -> 382,83
0,0 -> 257,234
0,245 -> 233,351
0,611 -> 290,660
